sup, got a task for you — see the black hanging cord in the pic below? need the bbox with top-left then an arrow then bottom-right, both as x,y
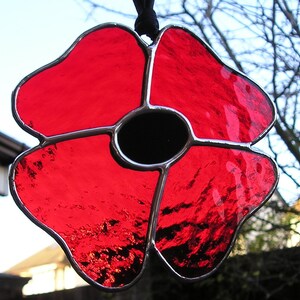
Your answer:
133,0 -> 159,40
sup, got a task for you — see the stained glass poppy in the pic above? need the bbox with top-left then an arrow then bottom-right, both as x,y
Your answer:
10,24 -> 278,291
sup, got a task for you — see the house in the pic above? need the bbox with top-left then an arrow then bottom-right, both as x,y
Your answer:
0,132 -> 28,196
0,132 -> 31,299
6,244 -> 87,295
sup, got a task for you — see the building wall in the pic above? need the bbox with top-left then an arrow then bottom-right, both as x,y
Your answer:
21,264 -> 86,295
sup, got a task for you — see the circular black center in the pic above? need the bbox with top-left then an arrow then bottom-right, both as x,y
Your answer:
117,111 -> 189,164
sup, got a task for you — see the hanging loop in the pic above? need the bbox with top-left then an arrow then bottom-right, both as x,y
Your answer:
133,0 -> 159,40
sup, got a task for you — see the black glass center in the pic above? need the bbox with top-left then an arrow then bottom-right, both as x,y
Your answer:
117,111 -> 189,164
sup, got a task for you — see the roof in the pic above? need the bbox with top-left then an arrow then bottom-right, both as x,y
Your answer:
7,244 -> 70,275
0,132 -> 28,166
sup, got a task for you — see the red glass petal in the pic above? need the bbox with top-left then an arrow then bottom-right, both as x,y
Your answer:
155,145 -> 277,278
151,27 -> 274,143
13,135 -> 159,288
15,26 -> 146,136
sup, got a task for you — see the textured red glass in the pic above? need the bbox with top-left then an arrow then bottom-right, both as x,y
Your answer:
151,28 -> 274,143
14,135 -> 159,287
156,145 -> 277,278
11,25 -> 278,290
15,27 -> 146,136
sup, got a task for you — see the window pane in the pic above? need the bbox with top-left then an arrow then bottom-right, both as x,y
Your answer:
14,135 -> 160,288
15,26 -> 146,137
156,145 -> 277,278
151,28 -> 274,143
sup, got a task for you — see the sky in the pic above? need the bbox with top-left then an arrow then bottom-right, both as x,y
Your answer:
0,0 -> 136,272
